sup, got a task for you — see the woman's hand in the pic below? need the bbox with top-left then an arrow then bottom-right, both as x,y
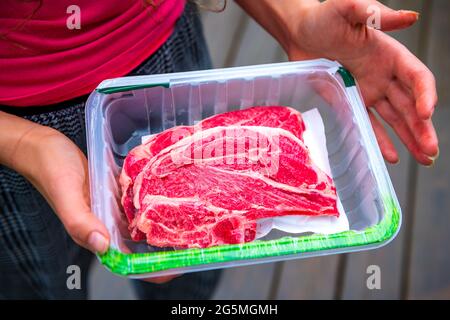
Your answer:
11,123 -> 111,254
0,112 -> 175,283
286,0 -> 438,165
237,0 -> 439,165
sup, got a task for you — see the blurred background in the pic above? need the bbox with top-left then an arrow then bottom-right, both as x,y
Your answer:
88,0 -> 450,299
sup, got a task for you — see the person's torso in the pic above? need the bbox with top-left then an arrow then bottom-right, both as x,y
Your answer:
0,0 -> 185,107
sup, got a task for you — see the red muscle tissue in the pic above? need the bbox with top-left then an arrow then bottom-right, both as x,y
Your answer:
119,106 -> 339,248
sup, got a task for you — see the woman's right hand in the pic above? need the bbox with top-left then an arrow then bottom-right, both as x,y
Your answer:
0,111 -> 176,283
6,119 -> 111,254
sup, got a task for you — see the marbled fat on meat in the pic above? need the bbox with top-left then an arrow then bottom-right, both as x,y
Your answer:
120,106 -> 338,248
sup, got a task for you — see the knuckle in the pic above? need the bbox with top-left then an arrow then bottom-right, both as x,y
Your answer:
384,108 -> 401,125
411,119 -> 422,132
412,69 -> 428,84
398,101 -> 414,117
428,70 -> 436,84
390,114 -> 401,126
335,0 -> 356,16
433,94 -> 438,106
376,101 -> 401,125
346,0 -> 358,13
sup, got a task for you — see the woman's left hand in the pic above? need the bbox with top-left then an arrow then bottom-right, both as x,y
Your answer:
285,0 -> 439,165
237,0 -> 439,165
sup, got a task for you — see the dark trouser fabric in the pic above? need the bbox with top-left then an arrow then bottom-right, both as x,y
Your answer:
0,3 -> 221,300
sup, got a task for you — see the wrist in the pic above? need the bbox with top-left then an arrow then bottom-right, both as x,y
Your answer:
13,125 -> 57,179
236,0 -> 320,55
283,0 -> 321,60
0,112 -> 45,176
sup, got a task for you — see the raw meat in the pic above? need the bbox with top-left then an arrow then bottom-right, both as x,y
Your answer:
120,106 -> 339,248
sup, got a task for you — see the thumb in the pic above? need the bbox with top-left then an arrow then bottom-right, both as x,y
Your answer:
24,131 -> 111,254
61,208 -> 110,254
45,172 -> 111,254
338,0 -> 419,31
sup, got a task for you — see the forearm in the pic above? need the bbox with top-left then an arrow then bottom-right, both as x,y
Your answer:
0,111 -> 50,175
235,0 -> 319,52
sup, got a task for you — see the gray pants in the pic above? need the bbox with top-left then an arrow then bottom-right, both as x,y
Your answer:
0,3 -> 221,299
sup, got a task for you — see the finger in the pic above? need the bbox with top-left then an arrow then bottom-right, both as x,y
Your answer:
394,50 -> 438,119
336,0 -> 419,31
142,274 -> 181,284
374,98 -> 433,165
386,80 -> 439,156
368,108 -> 399,163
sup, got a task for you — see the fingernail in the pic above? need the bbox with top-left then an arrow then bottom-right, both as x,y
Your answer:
434,147 -> 440,159
424,158 -> 435,168
399,10 -> 419,19
88,231 -> 109,254
427,148 -> 439,163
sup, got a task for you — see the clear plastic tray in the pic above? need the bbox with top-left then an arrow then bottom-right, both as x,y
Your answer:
85,59 -> 401,278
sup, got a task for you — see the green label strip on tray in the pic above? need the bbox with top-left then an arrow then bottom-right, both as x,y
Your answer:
99,196 -> 400,276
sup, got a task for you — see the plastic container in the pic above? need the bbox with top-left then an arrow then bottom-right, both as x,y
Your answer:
85,59 -> 401,278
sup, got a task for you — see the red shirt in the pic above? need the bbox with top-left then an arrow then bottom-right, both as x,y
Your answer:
0,0 -> 185,107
